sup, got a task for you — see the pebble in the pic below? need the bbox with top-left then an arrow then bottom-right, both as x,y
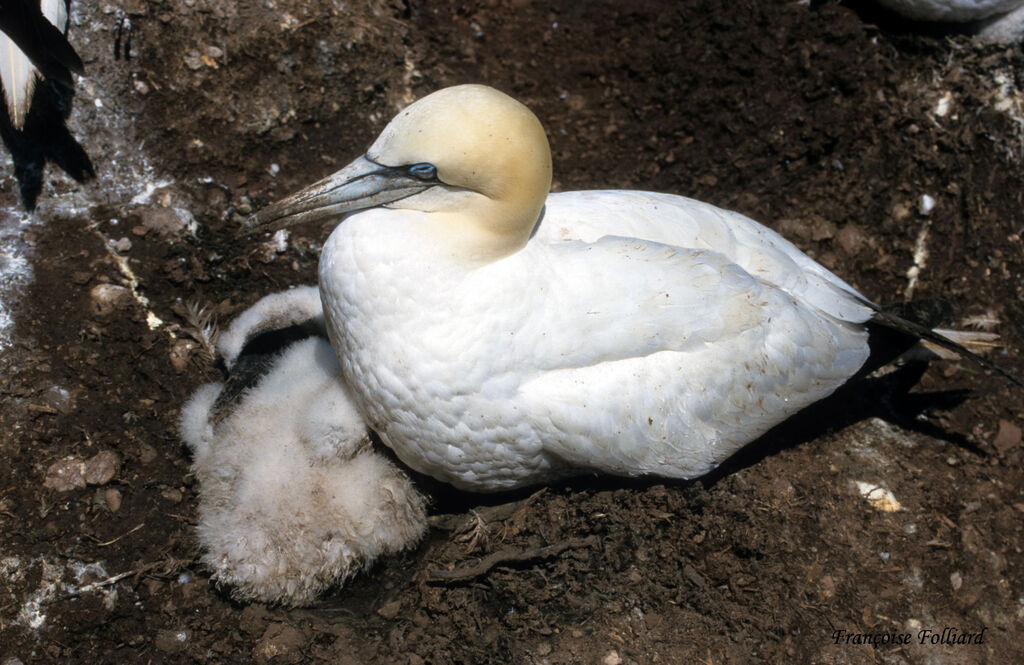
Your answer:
84,450 -> 120,485
161,488 -> 184,503
43,451 -> 120,491
136,206 -> 199,237
253,623 -> 307,664
993,419 -> 1022,454
377,599 -> 402,619
43,457 -> 87,491
104,488 -> 123,512
90,284 -> 134,316
603,650 -> 623,665
835,223 -> 868,255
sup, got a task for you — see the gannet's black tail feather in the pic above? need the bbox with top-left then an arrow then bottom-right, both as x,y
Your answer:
866,302 -> 1023,388
0,77 -> 93,210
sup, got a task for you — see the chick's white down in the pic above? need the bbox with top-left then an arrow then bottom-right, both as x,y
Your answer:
181,288 -> 426,606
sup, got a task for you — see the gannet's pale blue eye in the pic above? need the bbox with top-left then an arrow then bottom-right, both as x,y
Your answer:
408,163 -> 437,181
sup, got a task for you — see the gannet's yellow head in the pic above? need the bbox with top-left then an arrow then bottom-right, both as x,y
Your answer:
245,84 -> 552,260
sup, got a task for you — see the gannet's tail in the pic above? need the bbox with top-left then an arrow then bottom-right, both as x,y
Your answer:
867,304 -> 1022,388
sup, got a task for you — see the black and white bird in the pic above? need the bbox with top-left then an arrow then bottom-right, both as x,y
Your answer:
0,0 -> 93,210
181,287 -> 428,606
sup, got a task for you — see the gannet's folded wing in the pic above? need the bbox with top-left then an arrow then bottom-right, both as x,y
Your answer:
519,236 -> 870,479
539,190 -> 874,326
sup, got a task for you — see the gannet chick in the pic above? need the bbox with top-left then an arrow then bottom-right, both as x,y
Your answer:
245,84 -> 1020,493
181,289 -> 427,605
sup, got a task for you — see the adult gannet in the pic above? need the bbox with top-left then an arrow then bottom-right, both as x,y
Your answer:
181,287 -> 426,605
245,84 -> 1018,492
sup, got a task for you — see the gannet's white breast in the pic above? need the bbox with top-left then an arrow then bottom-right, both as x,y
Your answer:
319,190 -> 873,491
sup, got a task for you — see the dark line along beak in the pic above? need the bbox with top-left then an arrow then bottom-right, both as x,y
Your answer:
240,156 -> 435,236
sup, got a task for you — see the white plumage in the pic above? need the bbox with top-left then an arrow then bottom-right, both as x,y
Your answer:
181,288 -> 426,605
246,85 -> 1013,493
317,192 -> 871,489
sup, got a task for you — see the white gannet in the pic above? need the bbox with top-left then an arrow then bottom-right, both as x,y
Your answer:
244,84 -> 1019,493
181,287 -> 426,606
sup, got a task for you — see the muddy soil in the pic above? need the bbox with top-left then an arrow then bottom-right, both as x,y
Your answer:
1,1 -> 1023,663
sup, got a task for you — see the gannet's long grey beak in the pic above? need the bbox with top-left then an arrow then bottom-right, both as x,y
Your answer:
241,155 -> 434,235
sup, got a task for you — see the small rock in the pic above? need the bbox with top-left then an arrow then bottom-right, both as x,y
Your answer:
90,284 -> 134,316
919,194 -> 936,215
603,650 -> 623,665
254,623 -> 307,664
891,201 -> 912,221
993,419 -> 1022,454
112,237 -> 133,253
377,599 -> 402,619
835,224 -> 868,255
950,571 -> 963,591
84,450 -> 120,485
136,206 -> 198,237
43,457 -> 87,491
161,488 -> 183,503
104,488 -> 123,512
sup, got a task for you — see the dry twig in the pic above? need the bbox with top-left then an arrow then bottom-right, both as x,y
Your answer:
428,536 -> 598,583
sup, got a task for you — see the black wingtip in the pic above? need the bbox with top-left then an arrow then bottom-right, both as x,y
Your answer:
869,308 -> 1024,389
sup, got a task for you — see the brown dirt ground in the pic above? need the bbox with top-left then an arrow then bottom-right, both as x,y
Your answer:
2,0 -> 1023,663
